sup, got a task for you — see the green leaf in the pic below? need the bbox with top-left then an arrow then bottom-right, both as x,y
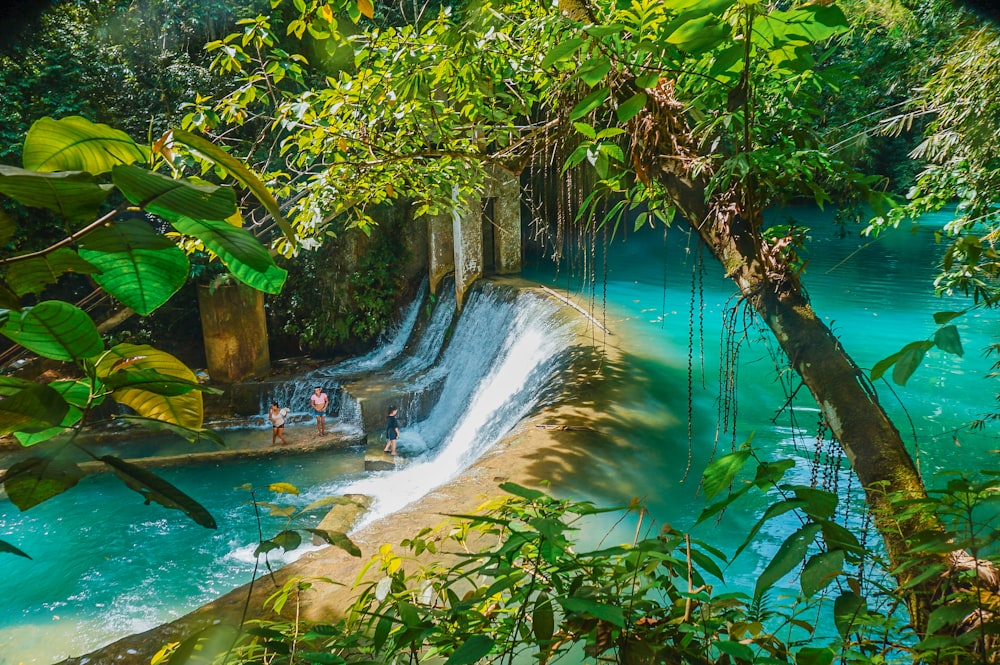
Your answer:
558,596 -> 626,627
757,5 -> 848,44
96,343 -> 204,429
796,646 -> 835,665
617,93 -> 647,123
926,602 -> 978,634
100,455 -> 217,528
578,58 -> 612,87
104,368 -> 210,396
305,528 -> 362,557
13,405 -> 82,446
163,623 -> 240,665
933,311 -> 964,325
499,481 -> 548,502
0,376 -> 37,397
788,485 -> 838,520
533,592 -> 554,643
569,87 -> 610,122
871,340 -> 933,382
5,248 -> 100,297
0,538 -> 32,559
23,116 -> 147,175
0,165 -> 112,221
715,640 -> 754,662
116,415 -> 224,446
664,13 -> 731,54
169,216 -> 286,293
170,129 -> 297,245
893,343 -> 930,385
934,325 -> 964,356
0,207 -> 14,245
272,529 -> 303,552
79,246 -> 188,316
800,550 -> 844,597
701,449 -> 751,499
1,456 -> 83,509
541,38 -> 586,68
112,165 -> 236,221
1,301 -> 104,361
754,523 -> 822,598
731,498 -> 805,562
833,591 -> 866,637
444,635 -> 494,665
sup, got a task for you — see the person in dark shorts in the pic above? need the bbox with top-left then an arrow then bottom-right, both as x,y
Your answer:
269,402 -> 288,445
383,406 -> 399,455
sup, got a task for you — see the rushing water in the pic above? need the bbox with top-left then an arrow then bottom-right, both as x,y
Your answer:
1,205 -> 997,663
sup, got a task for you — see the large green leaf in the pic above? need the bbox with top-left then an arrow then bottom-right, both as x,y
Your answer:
79,220 -> 189,315
23,116 -> 147,175
444,635 -> 495,665
96,343 -> 204,429
100,455 -> 217,528
1,301 -> 104,361
169,216 -> 287,294
934,324 -> 964,356
701,449 -> 751,499
755,5 -> 848,45
13,378 -> 93,445
0,375 -> 38,397
558,596 -> 626,627
13,405 -> 82,446
104,367 -> 214,396
664,13 -> 731,54
540,38 -> 586,68
0,165 -> 113,221
569,87 -> 610,122
0,384 -> 71,436
800,549 -> 844,597
170,129 -> 297,245
755,523 -> 822,598
5,248 -> 101,297
0,207 -> 13,245
1,455 -> 84,509
112,164 -> 236,221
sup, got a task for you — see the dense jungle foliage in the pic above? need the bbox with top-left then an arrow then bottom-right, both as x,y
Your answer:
4,0 -> 1000,664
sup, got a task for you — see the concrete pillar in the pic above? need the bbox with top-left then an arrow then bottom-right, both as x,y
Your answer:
491,171 -> 521,274
453,195 -> 483,310
427,213 -> 454,296
198,282 -> 271,383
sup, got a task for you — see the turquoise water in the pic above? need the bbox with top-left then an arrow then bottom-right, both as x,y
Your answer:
525,205 -> 999,590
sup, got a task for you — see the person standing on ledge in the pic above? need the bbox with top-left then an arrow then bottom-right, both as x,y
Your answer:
269,402 -> 288,446
384,406 -> 399,455
310,386 -> 329,436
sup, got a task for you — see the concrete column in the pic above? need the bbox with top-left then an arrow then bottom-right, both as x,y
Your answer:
453,195 -> 483,310
491,171 -> 521,274
198,282 -> 271,383
427,213 -> 454,296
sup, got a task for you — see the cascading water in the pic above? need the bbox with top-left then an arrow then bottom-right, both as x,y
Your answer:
391,284 -> 457,377
304,286 -> 573,525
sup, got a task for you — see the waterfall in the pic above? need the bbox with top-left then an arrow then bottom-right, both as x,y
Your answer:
392,284 -> 457,377
303,284 -> 573,527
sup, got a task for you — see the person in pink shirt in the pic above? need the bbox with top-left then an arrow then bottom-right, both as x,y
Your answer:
310,386 -> 330,436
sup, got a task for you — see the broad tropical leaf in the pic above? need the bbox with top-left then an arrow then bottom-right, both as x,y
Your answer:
78,218 -> 189,315
0,455 -> 84,509
23,116 -> 147,175
112,164 -> 236,221
801,549 -> 845,597
5,248 -> 101,297
104,368 -> 215,396
934,324 -> 964,356
701,449 -> 751,499
0,375 -> 37,397
13,405 -> 82,446
0,207 -> 13,244
96,343 -> 204,429
0,384 -> 71,436
0,165 -> 113,221
169,216 -> 287,293
170,129 -> 297,244
0,301 -> 104,361
100,455 -> 217,528
444,635 -> 495,665
755,523 -> 822,598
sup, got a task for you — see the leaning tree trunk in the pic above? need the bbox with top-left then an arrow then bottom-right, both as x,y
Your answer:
632,79 -> 940,629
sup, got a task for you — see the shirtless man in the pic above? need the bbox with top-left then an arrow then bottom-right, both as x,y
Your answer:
310,386 -> 330,435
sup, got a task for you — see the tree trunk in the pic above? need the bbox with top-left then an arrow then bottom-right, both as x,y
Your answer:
635,79 -> 939,628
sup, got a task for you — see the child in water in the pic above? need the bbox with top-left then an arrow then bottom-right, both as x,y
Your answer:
383,406 -> 399,455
